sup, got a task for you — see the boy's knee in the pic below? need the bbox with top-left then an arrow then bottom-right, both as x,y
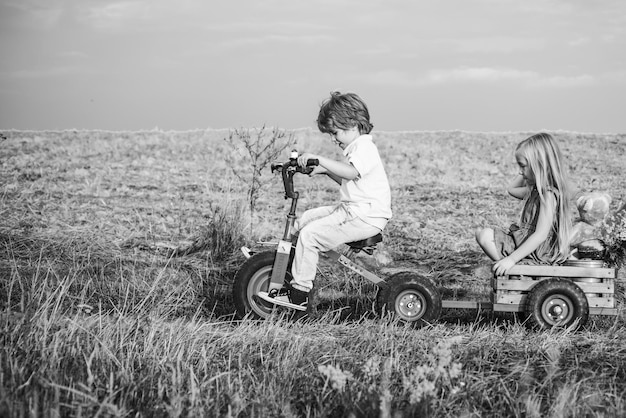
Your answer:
298,227 -> 319,246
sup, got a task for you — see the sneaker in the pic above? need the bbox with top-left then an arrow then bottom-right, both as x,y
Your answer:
257,282 -> 308,311
241,246 -> 253,259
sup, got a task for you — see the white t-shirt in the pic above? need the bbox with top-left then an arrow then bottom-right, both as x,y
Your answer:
340,134 -> 392,230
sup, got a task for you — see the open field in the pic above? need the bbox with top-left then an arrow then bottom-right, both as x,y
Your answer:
1,129 -> 625,417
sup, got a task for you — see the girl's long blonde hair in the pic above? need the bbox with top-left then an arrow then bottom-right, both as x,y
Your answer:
516,133 -> 572,261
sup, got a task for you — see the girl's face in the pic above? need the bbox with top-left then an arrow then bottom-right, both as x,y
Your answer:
515,149 -> 535,185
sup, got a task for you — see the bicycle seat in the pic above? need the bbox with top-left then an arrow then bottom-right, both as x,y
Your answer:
347,233 -> 383,249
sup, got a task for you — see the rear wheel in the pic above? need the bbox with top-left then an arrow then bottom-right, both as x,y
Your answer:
377,272 -> 442,327
526,278 -> 589,330
232,251 -> 293,319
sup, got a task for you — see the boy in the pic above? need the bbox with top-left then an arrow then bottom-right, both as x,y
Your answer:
259,91 -> 392,311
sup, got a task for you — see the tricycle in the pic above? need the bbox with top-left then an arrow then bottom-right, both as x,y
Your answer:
232,151 -> 618,329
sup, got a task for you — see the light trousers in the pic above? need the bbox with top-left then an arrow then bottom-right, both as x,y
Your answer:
290,203 -> 381,291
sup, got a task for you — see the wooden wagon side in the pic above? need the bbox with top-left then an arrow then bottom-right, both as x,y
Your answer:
491,264 -> 617,316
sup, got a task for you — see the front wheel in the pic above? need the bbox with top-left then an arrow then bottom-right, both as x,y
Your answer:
232,250 -> 293,319
526,278 -> 589,330
377,272 -> 442,327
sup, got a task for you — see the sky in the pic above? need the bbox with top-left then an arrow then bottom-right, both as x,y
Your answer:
1,0 -> 625,133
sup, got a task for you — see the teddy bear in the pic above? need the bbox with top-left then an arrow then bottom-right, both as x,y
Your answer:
570,191 -> 612,258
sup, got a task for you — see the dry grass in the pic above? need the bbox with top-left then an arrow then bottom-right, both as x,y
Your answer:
1,128 -> 625,416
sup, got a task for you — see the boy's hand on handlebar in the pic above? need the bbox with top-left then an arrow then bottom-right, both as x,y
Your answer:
297,153 -> 317,167
296,153 -> 322,174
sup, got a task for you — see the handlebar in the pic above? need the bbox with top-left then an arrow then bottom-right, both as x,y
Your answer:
271,158 -> 319,174
271,155 -> 319,199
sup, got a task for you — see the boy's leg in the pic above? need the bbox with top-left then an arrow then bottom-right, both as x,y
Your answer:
257,205 -> 351,311
294,205 -> 336,233
291,204 -> 380,291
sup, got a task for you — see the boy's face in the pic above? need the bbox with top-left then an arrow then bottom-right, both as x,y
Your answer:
328,126 -> 360,149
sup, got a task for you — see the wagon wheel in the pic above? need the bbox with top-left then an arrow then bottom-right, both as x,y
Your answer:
526,278 -> 589,330
376,272 -> 442,327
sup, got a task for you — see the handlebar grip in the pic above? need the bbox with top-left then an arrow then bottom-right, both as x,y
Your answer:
299,158 -> 319,175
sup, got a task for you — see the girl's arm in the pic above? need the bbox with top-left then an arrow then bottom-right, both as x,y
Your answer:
493,192 -> 557,276
508,174 -> 530,200
297,153 -> 358,183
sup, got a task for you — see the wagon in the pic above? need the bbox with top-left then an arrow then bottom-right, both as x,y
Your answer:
421,259 -> 617,330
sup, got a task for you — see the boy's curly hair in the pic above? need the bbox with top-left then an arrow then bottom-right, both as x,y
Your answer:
317,91 -> 373,135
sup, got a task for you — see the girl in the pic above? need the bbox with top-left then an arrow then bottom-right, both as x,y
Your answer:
476,133 -> 572,276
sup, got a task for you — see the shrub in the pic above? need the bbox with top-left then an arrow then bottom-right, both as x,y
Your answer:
223,125 -> 296,230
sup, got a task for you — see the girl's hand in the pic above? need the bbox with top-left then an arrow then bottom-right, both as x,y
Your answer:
508,175 -> 530,200
493,256 -> 516,276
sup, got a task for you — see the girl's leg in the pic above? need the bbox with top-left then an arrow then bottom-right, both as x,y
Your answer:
475,227 -> 502,261
291,205 -> 380,291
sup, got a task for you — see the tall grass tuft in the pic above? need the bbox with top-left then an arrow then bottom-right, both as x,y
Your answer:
167,198 -> 247,266
206,200 -> 247,263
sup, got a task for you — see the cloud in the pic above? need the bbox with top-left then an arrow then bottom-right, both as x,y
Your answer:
1,0 -> 64,29
3,65 -> 85,79
528,74 -> 595,88
360,67 -> 535,87
361,66 -> 596,89
443,37 -> 545,54
57,50 -> 89,59
594,71 -> 626,85
218,33 -> 334,50
426,67 -> 536,83
79,0 -> 204,31
568,37 -> 591,47
206,20 -> 330,34
81,1 -> 154,30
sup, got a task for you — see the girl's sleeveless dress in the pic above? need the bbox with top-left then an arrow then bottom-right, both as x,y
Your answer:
494,187 -> 562,264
